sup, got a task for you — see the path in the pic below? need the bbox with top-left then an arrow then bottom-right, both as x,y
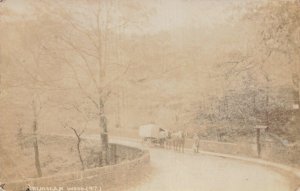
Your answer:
110,138 -> 293,191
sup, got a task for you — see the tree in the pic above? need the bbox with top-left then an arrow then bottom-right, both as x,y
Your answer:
48,0 -> 152,165
244,0 -> 300,104
1,6 -> 65,176
31,95 -> 43,177
243,0 -> 300,140
205,0 -> 300,141
62,119 -> 86,170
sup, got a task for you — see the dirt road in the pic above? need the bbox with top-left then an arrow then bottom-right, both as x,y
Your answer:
110,138 -> 293,191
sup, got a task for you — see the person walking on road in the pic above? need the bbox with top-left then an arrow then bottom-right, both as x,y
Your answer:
193,133 -> 200,153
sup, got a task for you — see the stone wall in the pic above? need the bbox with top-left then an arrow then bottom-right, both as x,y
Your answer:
185,138 -> 300,167
195,140 -> 257,157
6,144 -> 150,191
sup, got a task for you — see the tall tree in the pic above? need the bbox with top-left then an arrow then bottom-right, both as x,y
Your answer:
50,0 -> 152,165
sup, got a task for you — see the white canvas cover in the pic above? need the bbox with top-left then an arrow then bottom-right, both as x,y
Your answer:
139,124 -> 161,138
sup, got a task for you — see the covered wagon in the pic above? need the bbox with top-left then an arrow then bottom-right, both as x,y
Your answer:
139,124 -> 168,146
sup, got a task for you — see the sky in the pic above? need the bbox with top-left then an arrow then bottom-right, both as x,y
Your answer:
119,0 -> 242,34
2,0 -> 31,13
1,0 -> 244,33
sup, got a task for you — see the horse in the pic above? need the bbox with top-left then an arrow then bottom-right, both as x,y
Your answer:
163,130 -> 186,152
158,130 -> 168,147
164,131 -> 173,149
173,131 -> 185,152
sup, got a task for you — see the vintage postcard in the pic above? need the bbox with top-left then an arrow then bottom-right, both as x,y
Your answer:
1,0 -> 300,191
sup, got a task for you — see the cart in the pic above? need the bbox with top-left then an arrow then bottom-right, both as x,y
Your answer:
139,124 -> 168,146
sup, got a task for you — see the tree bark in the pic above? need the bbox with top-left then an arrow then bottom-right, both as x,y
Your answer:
76,139 -> 84,170
71,128 -> 85,170
32,97 -> 42,177
99,98 -> 109,166
265,85 -> 270,130
33,120 -> 42,177
256,128 -> 261,158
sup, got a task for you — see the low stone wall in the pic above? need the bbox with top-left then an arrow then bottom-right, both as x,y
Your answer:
192,140 -> 257,157
260,142 -> 300,168
185,139 -> 300,168
6,144 -> 150,191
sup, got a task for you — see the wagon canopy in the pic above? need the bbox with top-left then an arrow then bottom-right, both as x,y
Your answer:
139,124 -> 167,139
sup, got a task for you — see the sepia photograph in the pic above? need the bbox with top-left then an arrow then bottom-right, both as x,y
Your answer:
0,0 -> 300,190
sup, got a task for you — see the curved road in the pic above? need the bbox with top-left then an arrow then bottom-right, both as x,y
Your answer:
111,138 -> 293,191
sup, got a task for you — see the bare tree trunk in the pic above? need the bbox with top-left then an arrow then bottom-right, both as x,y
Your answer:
256,128 -> 261,157
71,128 -> 85,170
33,118 -> 42,177
266,91 -> 269,127
99,98 -> 108,166
265,79 -> 270,130
77,140 -> 84,170
292,73 -> 300,116
32,97 -> 42,177
97,0 -> 110,166
253,92 -> 256,114
264,75 -> 270,131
